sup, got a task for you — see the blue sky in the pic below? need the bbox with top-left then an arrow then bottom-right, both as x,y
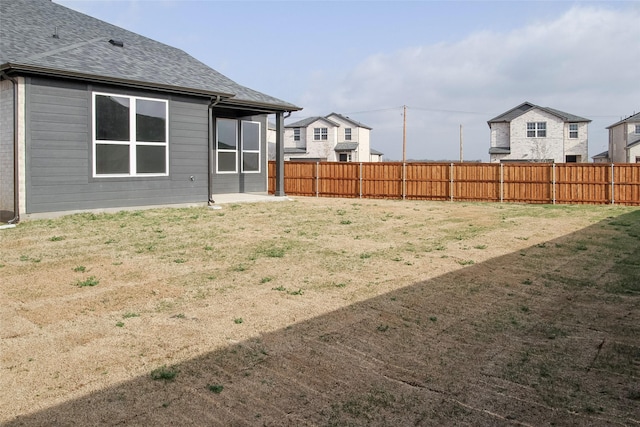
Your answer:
57,0 -> 640,161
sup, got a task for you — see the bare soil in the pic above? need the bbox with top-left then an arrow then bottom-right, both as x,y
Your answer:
1,197 -> 639,426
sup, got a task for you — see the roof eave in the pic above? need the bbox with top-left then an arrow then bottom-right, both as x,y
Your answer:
221,98 -> 302,114
1,62 -> 237,99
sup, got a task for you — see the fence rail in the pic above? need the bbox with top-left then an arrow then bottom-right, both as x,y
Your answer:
268,162 -> 640,206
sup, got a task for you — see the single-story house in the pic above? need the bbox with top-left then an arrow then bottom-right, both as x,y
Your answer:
591,150 -> 610,163
0,0 -> 300,222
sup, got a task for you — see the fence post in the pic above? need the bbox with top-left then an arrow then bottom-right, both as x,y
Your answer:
611,163 -> 615,205
450,163 -> 454,202
315,161 -> 319,198
500,163 -> 504,203
552,163 -> 556,205
402,162 -> 406,200
359,163 -> 363,199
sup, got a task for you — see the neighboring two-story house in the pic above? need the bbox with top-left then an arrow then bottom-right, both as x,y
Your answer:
488,102 -> 590,163
603,112 -> 640,163
284,113 -> 382,162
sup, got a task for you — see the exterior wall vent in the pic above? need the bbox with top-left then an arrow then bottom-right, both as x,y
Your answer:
108,39 -> 124,47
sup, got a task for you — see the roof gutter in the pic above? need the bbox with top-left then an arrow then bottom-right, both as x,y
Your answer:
0,71 -> 20,224
219,98 -> 302,114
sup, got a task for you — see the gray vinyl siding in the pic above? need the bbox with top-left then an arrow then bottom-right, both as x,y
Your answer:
0,79 -> 14,221
25,77 -> 210,214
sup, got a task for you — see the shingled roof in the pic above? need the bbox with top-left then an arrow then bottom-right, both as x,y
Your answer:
334,142 -> 358,151
606,112 -> 640,129
284,116 -> 340,128
488,102 -> 590,126
0,0 -> 300,112
326,113 -> 372,130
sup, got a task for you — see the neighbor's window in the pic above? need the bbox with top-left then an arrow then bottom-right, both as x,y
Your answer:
314,127 -> 328,141
242,121 -> 261,173
93,93 -> 168,176
527,122 -> 546,138
339,153 -> 352,162
569,123 -> 578,138
345,128 -> 352,141
217,118 -> 237,173
293,128 -> 300,141
635,124 -> 640,134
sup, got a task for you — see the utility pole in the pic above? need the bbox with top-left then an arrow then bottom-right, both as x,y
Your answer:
402,105 -> 407,163
402,105 -> 407,199
459,124 -> 463,163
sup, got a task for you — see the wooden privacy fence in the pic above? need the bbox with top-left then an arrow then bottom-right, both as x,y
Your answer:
268,162 -> 640,206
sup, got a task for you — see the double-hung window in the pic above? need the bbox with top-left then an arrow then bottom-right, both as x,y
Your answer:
569,123 -> 578,138
217,118 -> 238,173
293,128 -> 300,141
635,124 -> 640,134
345,128 -> 352,141
241,121 -> 260,173
93,93 -> 168,177
527,122 -> 546,138
314,127 -> 328,141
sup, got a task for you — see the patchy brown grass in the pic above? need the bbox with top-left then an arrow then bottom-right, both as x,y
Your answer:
1,197 -> 639,426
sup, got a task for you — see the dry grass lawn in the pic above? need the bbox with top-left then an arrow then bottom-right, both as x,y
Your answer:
1,197 -> 639,426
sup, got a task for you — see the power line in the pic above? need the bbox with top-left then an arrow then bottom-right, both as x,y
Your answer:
342,106 -> 404,115
331,105 -> 626,120
345,105 -> 491,116
407,106 -> 489,115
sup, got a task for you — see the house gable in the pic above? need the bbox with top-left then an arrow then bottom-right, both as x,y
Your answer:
488,101 -> 590,126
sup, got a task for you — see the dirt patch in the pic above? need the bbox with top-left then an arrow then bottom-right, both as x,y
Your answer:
1,197 -> 639,425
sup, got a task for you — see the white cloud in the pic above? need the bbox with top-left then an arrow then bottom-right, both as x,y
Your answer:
300,5 -> 640,161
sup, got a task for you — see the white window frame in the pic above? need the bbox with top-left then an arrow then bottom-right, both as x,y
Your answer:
216,118 -> 238,174
293,128 -> 300,141
635,124 -> 640,134
569,123 -> 578,139
92,92 -> 169,177
345,128 -> 352,141
314,127 -> 328,141
241,120 -> 261,174
527,122 -> 547,138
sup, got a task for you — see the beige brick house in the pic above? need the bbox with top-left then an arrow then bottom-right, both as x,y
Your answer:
488,102 -> 590,163
283,113 -> 382,162
604,112 -> 640,163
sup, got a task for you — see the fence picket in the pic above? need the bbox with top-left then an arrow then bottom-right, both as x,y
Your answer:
268,162 -> 640,206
